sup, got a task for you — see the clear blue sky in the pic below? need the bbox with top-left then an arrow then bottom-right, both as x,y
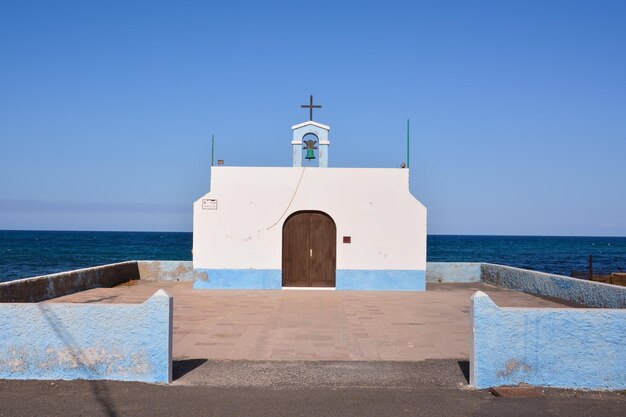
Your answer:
1,0 -> 625,235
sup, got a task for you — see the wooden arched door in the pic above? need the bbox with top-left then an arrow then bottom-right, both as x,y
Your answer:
282,211 -> 336,287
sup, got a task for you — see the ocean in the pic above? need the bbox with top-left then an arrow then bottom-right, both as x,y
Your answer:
0,230 -> 625,283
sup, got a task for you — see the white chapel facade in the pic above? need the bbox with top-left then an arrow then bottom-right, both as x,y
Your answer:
192,98 -> 427,290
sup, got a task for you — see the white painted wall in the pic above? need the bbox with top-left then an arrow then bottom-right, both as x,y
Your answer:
193,167 -> 427,270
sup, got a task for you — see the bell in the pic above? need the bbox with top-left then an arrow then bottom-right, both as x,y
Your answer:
305,148 -> 316,160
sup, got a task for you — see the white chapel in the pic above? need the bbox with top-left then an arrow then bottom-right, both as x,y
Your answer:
192,97 -> 427,290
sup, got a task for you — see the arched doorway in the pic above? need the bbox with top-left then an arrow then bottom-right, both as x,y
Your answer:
282,211 -> 336,287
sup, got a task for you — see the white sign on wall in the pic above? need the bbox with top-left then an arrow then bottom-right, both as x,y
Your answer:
202,199 -> 218,210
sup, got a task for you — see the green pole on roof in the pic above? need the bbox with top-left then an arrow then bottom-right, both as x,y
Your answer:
211,134 -> 215,167
406,119 -> 410,169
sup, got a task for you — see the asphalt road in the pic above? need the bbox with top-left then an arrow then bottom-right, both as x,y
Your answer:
1,360 -> 624,417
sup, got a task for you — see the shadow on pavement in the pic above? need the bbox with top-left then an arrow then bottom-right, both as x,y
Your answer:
458,360 -> 470,384
173,359 -> 208,380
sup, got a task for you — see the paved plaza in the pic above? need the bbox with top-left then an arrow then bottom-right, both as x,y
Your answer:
47,281 -> 574,362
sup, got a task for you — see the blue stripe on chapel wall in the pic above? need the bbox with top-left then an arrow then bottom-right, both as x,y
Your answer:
336,270 -> 426,291
193,269 -> 425,291
193,269 -> 282,289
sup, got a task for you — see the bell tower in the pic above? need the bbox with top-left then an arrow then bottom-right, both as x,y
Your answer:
292,95 -> 330,167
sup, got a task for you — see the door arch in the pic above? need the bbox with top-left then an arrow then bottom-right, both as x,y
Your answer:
282,211 -> 336,287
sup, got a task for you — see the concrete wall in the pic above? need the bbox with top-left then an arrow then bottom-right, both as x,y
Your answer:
425,262 -> 626,308
482,263 -> 626,308
137,261 -> 206,282
192,166 -> 427,290
137,261 -> 626,302
0,290 -> 172,383
470,291 -> 626,390
0,261 -> 207,303
0,261 -> 139,303
5,260 -> 624,305
426,262 -> 482,282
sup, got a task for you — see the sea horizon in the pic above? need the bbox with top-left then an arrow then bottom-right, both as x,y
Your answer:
1,228 -> 625,239
1,230 -> 624,283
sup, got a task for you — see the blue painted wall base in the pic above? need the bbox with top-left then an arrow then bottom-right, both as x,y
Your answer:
193,269 -> 425,291
193,269 -> 282,289
336,270 -> 425,291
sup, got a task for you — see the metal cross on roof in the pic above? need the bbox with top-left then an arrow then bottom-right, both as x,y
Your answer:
300,95 -> 321,121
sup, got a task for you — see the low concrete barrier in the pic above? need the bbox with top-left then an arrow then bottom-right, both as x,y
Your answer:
0,261 -> 206,303
4,261 -> 625,308
470,291 -> 626,390
482,263 -> 626,308
426,262 -> 482,282
0,261 -> 139,303
137,260 -> 207,282
0,290 -> 172,383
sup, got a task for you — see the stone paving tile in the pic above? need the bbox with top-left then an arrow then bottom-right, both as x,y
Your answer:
46,281 -> 577,362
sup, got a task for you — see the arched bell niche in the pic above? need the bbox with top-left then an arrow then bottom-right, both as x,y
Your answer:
291,121 -> 330,167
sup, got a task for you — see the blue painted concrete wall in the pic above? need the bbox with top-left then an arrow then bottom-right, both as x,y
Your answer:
482,263 -> 626,308
426,262 -> 482,283
471,291 -> 626,390
336,270 -> 425,291
193,269 -> 425,291
0,290 -> 172,383
193,269 -> 282,289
